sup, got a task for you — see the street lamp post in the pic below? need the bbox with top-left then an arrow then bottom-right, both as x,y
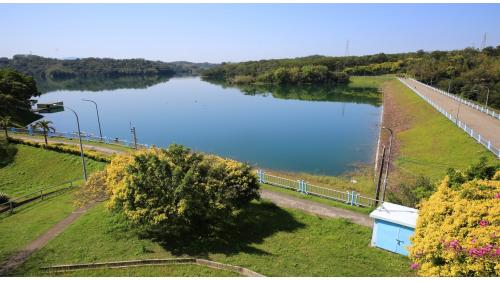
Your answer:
53,104 -> 87,181
381,127 -> 393,202
82,99 -> 103,141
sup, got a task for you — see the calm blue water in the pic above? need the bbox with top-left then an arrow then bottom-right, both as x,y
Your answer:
34,77 -> 381,175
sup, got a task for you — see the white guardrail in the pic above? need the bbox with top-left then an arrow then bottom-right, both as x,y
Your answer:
398,78 -> 500,158
9,127 -> 150,149
409,78 -> 500,120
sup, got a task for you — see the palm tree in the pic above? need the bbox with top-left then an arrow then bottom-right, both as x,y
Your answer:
0,116 -> 12,140
33,120 -> 56,146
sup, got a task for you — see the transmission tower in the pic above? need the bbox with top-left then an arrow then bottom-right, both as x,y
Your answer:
481,33 -> 487,50
345,40 -> 350,57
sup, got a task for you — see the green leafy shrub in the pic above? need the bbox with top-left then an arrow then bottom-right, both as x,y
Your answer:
0,138 -> 17,168
387,175 -> 436,207
105,144 -> 260,238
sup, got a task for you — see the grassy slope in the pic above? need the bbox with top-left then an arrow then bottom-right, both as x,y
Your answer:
387,80 -> 500,181
9,132 -> 133,152
0,144 -> 105,198
261,184 -> 373,215
44,265 -> 239,277
15,202 -> 412,277
0,191 -> 76,263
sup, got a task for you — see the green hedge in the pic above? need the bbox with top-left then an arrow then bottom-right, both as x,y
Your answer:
8,138 -> 111,163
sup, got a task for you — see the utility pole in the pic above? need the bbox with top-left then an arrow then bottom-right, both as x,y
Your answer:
130,125 -> 138,149
381,127 -> 393,202
375,145 -> 386,206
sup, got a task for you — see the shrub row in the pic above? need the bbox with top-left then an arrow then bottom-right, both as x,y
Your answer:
8,137 -> 111,163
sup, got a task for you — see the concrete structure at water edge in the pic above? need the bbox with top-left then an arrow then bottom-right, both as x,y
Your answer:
369,202 -> 418,256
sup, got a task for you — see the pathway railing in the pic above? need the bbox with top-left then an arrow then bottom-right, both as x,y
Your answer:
0,180 -> 78,215
409,78 -> 500,120
257,170 -> 377,208
8,127 -> 149,150
398,78 -> 500,158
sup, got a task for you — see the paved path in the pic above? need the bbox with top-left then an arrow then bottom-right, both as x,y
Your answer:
0,207 -> 89,276
400,78 -> 500,150
14,135 -> 120,155
260,189 -> 373,227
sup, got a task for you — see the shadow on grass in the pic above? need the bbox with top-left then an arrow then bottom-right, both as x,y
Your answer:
152,200 -> 305,258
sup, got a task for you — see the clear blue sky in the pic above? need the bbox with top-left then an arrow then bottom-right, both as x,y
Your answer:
1,4 -> 499,63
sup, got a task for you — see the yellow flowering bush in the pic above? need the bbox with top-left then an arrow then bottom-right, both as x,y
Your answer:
409,171 -> 500,276
104,144 -> 260,238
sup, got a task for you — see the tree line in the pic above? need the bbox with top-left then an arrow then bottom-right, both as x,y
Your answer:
0,55 -> 216,80
202,46 -> 500,109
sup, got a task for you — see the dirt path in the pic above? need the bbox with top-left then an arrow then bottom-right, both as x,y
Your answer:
260,189 -> 373,227
2,135 -> 373,275
400,78 -> 500,150
0,207 -> 89,276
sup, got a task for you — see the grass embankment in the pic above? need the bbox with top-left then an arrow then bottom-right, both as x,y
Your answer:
384,79 -> 500,183
0,144 -> 105,198
9,132 -> 133,152
45,265 -> 239,277
260,184 -> 373,215
0,191 -> 76,264
15,201 -> 411,277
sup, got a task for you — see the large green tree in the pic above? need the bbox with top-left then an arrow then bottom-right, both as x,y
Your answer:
0,69 -> 40,124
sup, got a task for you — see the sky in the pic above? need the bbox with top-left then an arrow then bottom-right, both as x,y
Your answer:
0,4 -> 499,63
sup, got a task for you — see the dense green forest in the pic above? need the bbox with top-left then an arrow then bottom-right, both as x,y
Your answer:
0,55 -> 215,80
34,75 -> 172,94
202,46 -> 500,109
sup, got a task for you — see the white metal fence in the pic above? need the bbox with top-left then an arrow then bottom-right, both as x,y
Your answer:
409,78 -> 500,120
9,127 -> 149,149
257,170 -> 378,208
398,78 -> 500,158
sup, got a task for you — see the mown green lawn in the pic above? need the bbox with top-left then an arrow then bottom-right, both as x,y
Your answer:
0,191 -> 76,264
0,144 -> 105,198
261,184 -> 373,215
42,265 -> 239,277
14,201 -> 412,277
387,80 -> 500,181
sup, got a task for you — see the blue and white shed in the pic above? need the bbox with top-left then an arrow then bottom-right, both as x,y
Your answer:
369,202 -> 418,256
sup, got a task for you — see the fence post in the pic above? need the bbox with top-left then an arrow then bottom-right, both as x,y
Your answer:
257,169 -> 263,184
346,191 -> 351,204
261,170 -> 266,184
488,141 -> 491,150
470,129 -> 474,137
478,135 -> 481,143
302,180 -> 308,195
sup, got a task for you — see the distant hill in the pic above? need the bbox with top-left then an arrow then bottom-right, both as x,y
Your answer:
0,55 -> 217,80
